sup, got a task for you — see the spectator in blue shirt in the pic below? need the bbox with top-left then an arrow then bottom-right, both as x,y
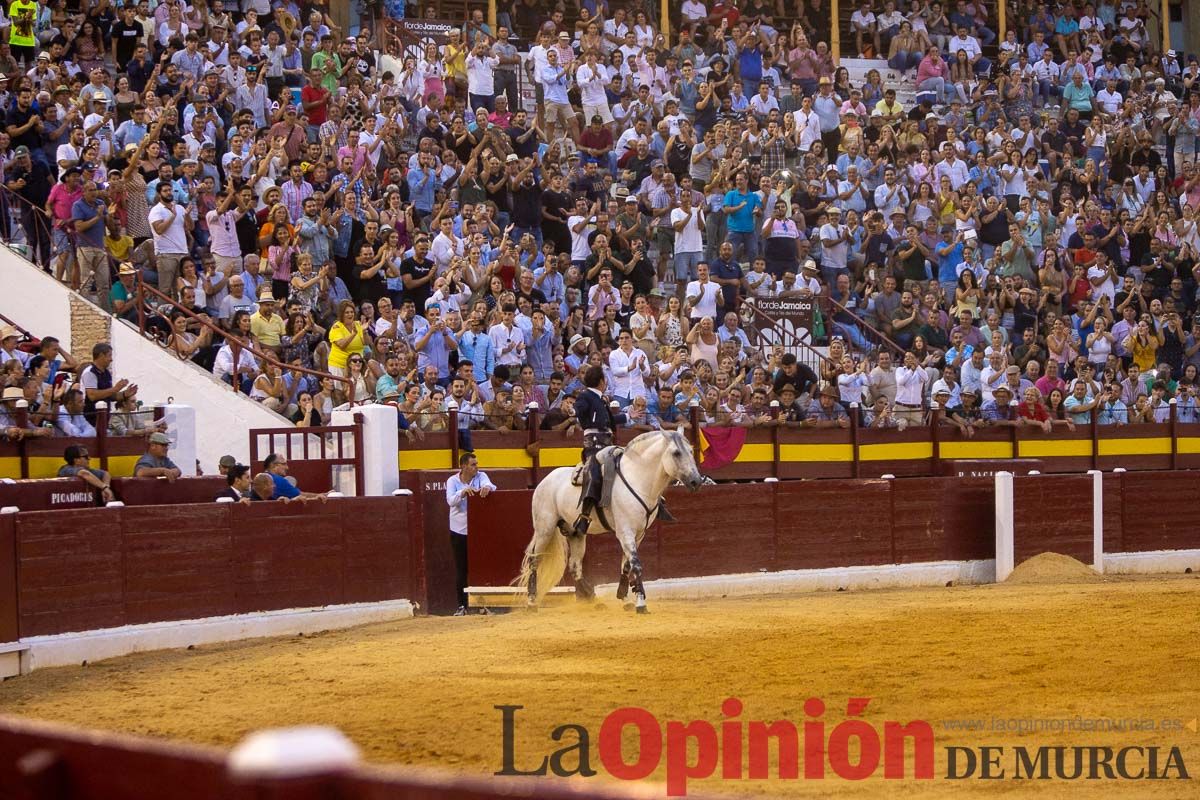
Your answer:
263,452 -> 326,501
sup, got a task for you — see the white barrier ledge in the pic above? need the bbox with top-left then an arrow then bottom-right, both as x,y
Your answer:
1103,549 -> 1200,575
596,559 -> 997,600
17,599 -> 415,674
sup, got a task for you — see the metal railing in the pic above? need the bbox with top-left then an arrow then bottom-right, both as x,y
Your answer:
248,413 -> 366,496
820,294 -> 907,357
739,300 -> 836,376
133,275 -> 359,406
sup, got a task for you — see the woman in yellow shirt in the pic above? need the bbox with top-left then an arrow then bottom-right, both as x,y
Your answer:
1124,319 -> 1163,373
327,299 -> 366,376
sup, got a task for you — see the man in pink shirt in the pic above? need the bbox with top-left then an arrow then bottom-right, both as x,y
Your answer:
46,163 -> 83,286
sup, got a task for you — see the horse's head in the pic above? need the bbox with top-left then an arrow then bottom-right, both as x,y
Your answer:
661,430 -> 704,492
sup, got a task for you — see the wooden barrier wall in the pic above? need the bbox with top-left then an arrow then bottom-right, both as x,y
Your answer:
0,497 -> 419,641
0,716 -> 657,800
0,476 -> 229,511
466,477 -> 998,590
466,472 -> 1200,590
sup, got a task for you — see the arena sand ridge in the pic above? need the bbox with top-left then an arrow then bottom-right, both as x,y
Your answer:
1,554 -> 1197,798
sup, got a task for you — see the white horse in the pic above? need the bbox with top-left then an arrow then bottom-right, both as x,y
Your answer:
516,430 -> 704,613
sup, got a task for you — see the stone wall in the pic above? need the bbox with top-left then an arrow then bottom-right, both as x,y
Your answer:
68,295 -> 110,362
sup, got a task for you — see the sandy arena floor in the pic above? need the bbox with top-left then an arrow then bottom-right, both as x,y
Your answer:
1,574 -> 1198,798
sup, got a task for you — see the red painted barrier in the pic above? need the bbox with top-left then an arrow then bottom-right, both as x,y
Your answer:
465,477 -> 1001,589
409,469 -> 530,615
0,477 -> 230,511
8,497 -> 417,640
1012,475 -> 1095,565
0,513 -> 15,643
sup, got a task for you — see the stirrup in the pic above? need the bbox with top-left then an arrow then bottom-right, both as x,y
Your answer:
655,501 -> 676,522
572,516 -> 591,536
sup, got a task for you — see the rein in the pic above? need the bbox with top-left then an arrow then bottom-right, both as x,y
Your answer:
613,451 -> 657,528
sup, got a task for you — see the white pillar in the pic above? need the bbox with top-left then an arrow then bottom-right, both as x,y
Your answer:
1087,469 -> 1104,573
332,404 -> 398,497
994,471 -> 1014,582
158,404 -> 198,477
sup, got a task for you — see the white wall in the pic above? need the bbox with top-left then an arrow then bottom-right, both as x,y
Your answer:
0,243 -> 287,469
111,320 -> 287,468
0,244 -> 76,351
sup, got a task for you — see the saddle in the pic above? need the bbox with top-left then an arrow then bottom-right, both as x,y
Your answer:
571,445 -> 624,511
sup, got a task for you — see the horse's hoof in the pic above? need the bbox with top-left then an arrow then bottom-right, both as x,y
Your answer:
636,606 -> 650,615
623,602 -> 636,612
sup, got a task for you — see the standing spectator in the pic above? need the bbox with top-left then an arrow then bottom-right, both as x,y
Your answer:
445,451 -> 497,615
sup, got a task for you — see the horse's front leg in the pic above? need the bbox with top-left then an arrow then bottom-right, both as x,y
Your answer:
617,528 -> 648,614
615,556 -> 630,601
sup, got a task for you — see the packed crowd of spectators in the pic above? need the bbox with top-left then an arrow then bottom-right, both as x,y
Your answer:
1,0 -> 1198,439
1,326 -> 165,441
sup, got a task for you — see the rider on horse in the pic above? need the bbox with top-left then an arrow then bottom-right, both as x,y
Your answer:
571,365 -> 674,537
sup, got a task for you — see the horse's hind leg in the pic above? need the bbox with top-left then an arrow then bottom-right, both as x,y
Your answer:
524,519 -> 560,610
615,557 -> 630,601
567,533 -> 594,601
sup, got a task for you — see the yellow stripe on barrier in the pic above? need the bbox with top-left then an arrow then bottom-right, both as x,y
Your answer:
733,443 -> 774,463
938,441 -> 1014,459
1175,438 -> 1200,455
26,457 -> 67,479
539,448 -> 580,468
107,455 -> 140,477
779,443 -> 855,462
859,442 -> 933,461
1018,439 -> 1093,458
472,449 -> 533,469
0,456 -> 21,479
1098,437 -> 1172,456
399,450 -> 453,471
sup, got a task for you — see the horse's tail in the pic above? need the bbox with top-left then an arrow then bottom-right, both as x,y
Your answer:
513,509 -> 568,606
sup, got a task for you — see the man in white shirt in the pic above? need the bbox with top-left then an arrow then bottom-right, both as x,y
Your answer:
683,262 -> 721,322
444,451 -> 496,615
609,329 -> 650,406
567,196 -> 597,268
935,147 -> 970,191
576,49 -> 613,126
850,3 -> 879,56
489,303 -> 526,368
430,215 -> 464,275
948,25 -> 990,75
819,207 -> 851,282
465,39 -> 499,112
670,190 -> 705,282
147,180 -> 190,294
602,8 -> 630,55
873,167 -> 909,217
1032,49 -> 1061,108
56,125 -> 85,172
894,350 -> 929,426
1096,78 -> 1122,116
979,352 -> 1008,403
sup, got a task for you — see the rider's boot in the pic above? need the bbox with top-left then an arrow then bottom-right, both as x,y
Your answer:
572,499 -> 594,537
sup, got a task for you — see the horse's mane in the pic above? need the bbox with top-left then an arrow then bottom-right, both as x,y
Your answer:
623,430 -> 681,460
